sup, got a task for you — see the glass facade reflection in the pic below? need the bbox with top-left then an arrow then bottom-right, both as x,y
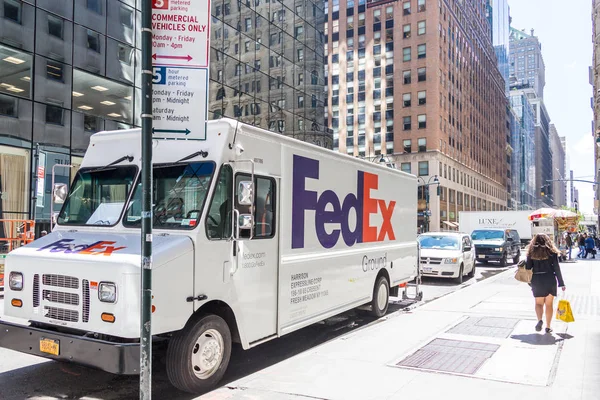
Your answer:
509,92 -> 536,210
0,0 -> 327,235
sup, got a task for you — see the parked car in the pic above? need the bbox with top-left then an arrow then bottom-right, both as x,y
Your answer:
417,232 -> 476,284
471,228 -> 521,267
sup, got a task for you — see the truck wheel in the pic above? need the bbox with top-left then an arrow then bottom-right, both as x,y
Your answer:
455,264 -> 464,284
512,251 -> 520,265
370,275 -> 389,318
166,314 -> 232,394
499,254 -> 507,267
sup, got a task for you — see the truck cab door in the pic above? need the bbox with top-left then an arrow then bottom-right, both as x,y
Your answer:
231,174 -> 279,344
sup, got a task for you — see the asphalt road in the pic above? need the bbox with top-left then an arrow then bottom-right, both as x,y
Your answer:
0,262 -> 511,400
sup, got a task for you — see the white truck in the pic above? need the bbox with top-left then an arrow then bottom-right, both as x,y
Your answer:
0,119 -> 418,393
458,211 -> 532,245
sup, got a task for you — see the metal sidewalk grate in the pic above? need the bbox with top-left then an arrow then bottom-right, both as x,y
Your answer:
396,339 -> 499,375
446,317 -> 520,338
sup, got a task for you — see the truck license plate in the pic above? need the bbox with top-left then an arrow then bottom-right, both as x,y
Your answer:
423,267 -> 432,273
40,338 -> 59,356
478,255 -> 485,259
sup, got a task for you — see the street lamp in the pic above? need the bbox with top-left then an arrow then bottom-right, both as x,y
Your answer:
417,175 -> 440,233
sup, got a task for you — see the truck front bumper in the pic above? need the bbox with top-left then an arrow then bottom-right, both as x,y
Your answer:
476,253 -> 503,261
0,320 -> 140,374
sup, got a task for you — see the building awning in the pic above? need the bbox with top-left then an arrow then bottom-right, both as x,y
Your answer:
442,221 -> 455,228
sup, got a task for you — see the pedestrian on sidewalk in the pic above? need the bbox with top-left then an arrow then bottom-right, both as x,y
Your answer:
565,232 -> 573,260
578,233 -> 586,258
526,233 -> 566,333
585,235 -> 596,259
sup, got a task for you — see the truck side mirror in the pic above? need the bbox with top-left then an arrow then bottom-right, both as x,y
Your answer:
237,181 -> 253,206
53,183 -> 68,204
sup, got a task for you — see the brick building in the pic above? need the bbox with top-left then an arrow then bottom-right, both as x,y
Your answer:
326,0 -> 509,231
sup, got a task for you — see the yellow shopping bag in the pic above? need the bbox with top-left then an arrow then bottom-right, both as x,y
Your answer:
556,299 -> 575,323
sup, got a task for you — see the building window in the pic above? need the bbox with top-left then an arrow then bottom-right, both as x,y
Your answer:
403,1 -> 411,15
418,0 -> 426,12
401,162 -> 411,174
0,93 -> 17,117
403,47 -> 411,62
84,114 -> 99,132
403,139 -> 411,153
418,114 -> 426,128
386,6 -> 393,19
46,105 -> 64,125
245,18 -> 252,31
47,15 -> 64,39
403,70 -> 411,84
118,44 -> 133,65
86,0 -> 102,14
46,61 -> 64,82
4,0 -> 21,24
418,91 -> 426,105
348,15 -> 354,28
358,13 -> 365,26
298,96 -> 304,107
295,25 -> 304,38
373,10 -> 380,23
417,67 -> 426,81
418,138 -> 426,152
403,116 -> 411,130
403,24 -> 411,39
418,161 -> 429,176
120,6 -> 133,28
417,44 -> 426,59
403,93 -> 411,107
87,30 -> 101,52
297,48 -> 304,61
418,20 -> 426,35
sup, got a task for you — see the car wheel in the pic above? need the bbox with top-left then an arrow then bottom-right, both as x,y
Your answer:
499,254 -> 507,267
512,251 -> 520,265
455,264 -> 464,284
467,263 -> 475,278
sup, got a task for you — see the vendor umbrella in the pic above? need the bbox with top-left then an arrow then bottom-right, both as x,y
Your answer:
528,208 -> 558,221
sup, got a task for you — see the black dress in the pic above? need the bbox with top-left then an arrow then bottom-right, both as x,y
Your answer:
526,254 -> 565,297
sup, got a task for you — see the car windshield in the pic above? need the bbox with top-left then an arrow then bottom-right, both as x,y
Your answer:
418,235 -> 460,250
471,230 -> 505,240
124,162 -> 215,229
57,166 -> 137,226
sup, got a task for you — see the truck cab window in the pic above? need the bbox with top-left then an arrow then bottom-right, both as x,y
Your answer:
124,162 -> 215,229
206,165 -> 233,240
235,175 -> 276,239
57,166 -> 137,226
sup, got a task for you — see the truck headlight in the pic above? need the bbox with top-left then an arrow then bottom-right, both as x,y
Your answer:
444,258 -> 458,264
9,272 -> 23,291
99,282 -> 117,303
495,247 -> 503,252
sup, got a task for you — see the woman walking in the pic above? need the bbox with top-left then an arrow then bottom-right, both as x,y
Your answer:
526,234 -> 566,333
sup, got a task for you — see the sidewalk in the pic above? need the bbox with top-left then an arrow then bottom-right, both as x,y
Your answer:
199,259 -> 600,400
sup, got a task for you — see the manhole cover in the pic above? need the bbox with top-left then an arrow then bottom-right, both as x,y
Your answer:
447,317 -> 520,338
396,339 -> 499,375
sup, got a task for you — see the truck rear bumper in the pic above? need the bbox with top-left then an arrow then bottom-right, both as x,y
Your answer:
0,320 -> 140,374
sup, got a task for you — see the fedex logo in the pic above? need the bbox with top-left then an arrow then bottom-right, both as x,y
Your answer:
38,239 -> 126,256
291,155 -> 396,249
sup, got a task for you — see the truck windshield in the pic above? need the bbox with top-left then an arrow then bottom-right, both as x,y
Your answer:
418,235 -> 460,250
124,162 -> 215,229
57,166 -> 137,226
471,230 -> 505,240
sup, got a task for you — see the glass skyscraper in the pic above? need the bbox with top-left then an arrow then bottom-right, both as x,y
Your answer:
0,0 -> 327,235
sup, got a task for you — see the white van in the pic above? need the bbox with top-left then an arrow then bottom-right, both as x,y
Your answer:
0,119 -> 418,393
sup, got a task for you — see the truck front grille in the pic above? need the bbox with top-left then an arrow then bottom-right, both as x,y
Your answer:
42,274 -> 79,289
475,246 -> 494,255
43,289 -> 79,306
33,274 -> 40,307
82,279 -> 90,323
44,306 -> 79,322
420,257 -> 443,265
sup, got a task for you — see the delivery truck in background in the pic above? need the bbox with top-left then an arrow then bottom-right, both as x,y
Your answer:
0,119 -> 418,393
458,211 -> 532,245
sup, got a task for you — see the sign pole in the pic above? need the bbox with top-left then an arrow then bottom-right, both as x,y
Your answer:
140,0 -> 153,398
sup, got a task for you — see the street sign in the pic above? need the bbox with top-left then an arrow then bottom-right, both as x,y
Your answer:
151,0 -> 210,68
152,67 -> 208,139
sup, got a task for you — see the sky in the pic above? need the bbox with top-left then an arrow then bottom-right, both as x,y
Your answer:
509,0 -> 595,214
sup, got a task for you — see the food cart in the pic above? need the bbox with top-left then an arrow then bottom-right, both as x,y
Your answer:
528,208 -> 579,259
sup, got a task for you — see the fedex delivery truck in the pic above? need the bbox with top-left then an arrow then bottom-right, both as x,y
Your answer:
0,119 -> 418,393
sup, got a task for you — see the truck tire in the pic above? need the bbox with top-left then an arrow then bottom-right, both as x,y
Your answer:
166,314 -> 232,394
370,275 -> 389,318
499,254 -> 507,267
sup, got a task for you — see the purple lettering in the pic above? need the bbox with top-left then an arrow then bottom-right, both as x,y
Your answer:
315,190 -> 341,248
291,155 -> 319,249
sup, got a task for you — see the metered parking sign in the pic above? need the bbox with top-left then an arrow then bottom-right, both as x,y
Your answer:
152,67 -> 208,140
